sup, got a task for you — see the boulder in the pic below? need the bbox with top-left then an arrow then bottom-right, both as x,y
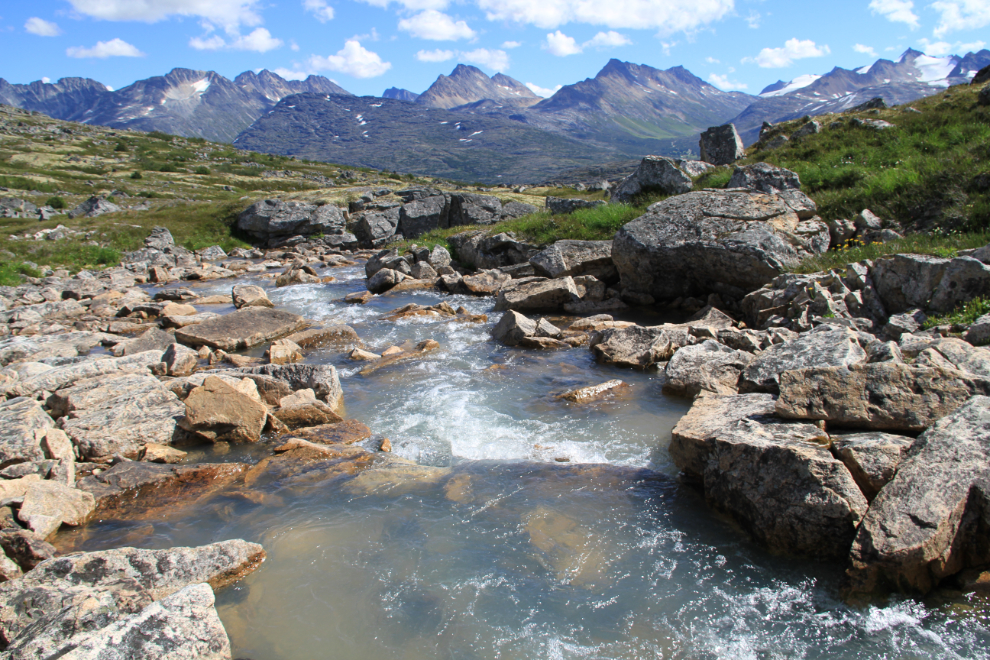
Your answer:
410,261 -> 438,280
274,390 -> 342,429
0,397 -> 54,468
288,419 -> 372,445
110,327 -> 175,357
178,376 -> 269,443
8,351 -> 165,398
529,240 -> 616,281
491,311 -> 537,346
55,373 -> 186,460
928,256 -> 990,313
462,270 -> 510,296
727,162 -> 801,194
980,82 -> 990,106
447,192 -> 502,227
0,529 -> 55,571
67,196 -> 121,219
237,363 -> 343,411
501,200 -> 539,219
699,124 -> 744,165
398,193 -> 448,238
847,396 -> 990,595
196,245 -> 227,261
792,120 -> 821,139
612,190 -> 827,304
556,380 -> 629,403
448,231 -> 539,270
237,199 -> 347,244
353,207 -> 400,248
870,254 -> 948,314
275,265 -> 320,287
367,267 -> 407,294
428,245 -> 452,269
494,277 -> 579,312
267,338 -> 303,365
545,197 -> 605,215
162,343 -> 198,377
965,313 -> 990,346
144,226 -> 174,251
663,340 -> 754,398
15,479 -> 96,539
609,156 -> 693,204
776,362 -> 990,432
231,284 -> 273,309
832,432 -> 913,502
739,328 -> 867,393
175,308 -> 307,351
669,392 -> 866,559
590,324 -> 695,369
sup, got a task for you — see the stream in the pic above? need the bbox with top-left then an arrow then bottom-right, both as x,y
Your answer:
54,262 -> 990,659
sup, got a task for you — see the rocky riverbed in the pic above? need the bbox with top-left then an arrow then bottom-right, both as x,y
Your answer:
2,160 -> 990,658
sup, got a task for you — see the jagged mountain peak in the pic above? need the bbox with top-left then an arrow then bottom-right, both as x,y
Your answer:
417,64 -> 538,109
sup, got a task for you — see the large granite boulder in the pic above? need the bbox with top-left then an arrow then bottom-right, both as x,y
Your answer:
179,376 -> 268,443
7,351 -> 165,398
237,363 -> 343,411
775,362 -> 990,432
353,206 -> 400,248
727,162 -> 801,194
545,197 -> 605,215
491,311 -> 537,346
612,190 -> 828,303
448,192 -> 502,227
847,396 -> 990,596
663,340 -> 754,398
231,284 -> 273,309
67,196 -> 121,219
739,328 -> 867,393
609,156 -> 693,204
55,373 -> 186,460
590,324 -> 695,369
0,398 -> 55,467
670,392 -> 867,559
175,308 -> 307,351
237,199 -> 347,244
699,124 -> 744,165
494,277 -> 580,312
832,432 -> 913,502
144,226 -> 175,251
449,231 -> 540,270
397,191 -> 448,239
529,240 -> 616,281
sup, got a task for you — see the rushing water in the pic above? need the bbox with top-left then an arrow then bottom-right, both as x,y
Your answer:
57,261 -> 990,659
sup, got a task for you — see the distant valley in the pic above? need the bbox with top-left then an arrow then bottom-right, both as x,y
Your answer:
1,47 -> 988,182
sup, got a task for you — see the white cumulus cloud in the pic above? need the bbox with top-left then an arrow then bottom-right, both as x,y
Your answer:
42,77 -> 51,83
544,30 -> 581,56
931,0 -> 990,37
475,0 -> 732,35
868,0 -> 919,28
231,27 -> 283,51
918,37 -> 987,55
67,0 -> 263,33
25,17 -> 61,36
461,48 -> 509,71
853,43 -> 877,57
525,82 -> 562,97
744,38 -> 830,68
708,73 -> 747,90
309,40 -> 392,77
189,34 -> 226,50
356,0 -> 451,9
303,0 -> 335,22
66,38 -> 145,58
273,67 -> 308,81
544,29 -> 630,56
502,40 -> 522,49
399,10 -> 476,40
416,48 -> 456,61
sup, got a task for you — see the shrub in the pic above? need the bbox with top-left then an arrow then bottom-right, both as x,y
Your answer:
46,196 -> 66,209
114,142 -> 128,152
130,171 -> 143,180
159,163 -> 178,173
194,166 -> 210,175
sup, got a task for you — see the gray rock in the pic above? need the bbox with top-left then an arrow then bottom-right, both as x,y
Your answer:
740,328 -> 867,393
144,227 -> 174,251
0,398 -> 54,468
494,277 -> 579,312
448,193 -> 502,227
590,324 -> 694,369
231,284 -> 273,309
868,253 -> 949,315
428,245 -> 452,269
175,308 -> 307,351
663,340 -> 754,398
964,313 -> 990,346
699,124 -> 745,165
110,327 -> 175,357
179,376 -> 268,443
367,267 -> 407,294
832,432 -> 913,502
67,196 -> 121,220
500,200 -> 539,220
609,156 -> 692,204
775,362 -> 990,432
0,331 -> 113,367
979,82 -> 990,106
196,245 -> 227,261
674,159 -> 714,177
545,197 -> 605,215
448,231 -> 539,270
410,261 -> 438,280
847,396 -> 990,595
491,311 -> 537,346
764,134 -> 789,150
825,217 -> 856,247
162,343 -> 198,377
398,193 -> 448,239
364,248 -> 399,278
792,120 -> 821,139
669,392 -> 865,559
884,309 -> 926,339
353,207 -> 400,248
911,337 -> 990,378
15,479 -> 96,539
612,190 -> 827,304
237,363 -> 343,411
8,351 -> 165,398
928,256 -> 990,314
727,162 -> 801,194
55,373 -> 186,460
854,209 -> 883,232
529,240 -> 615,281
238,199 -> 348,243
0,529 -> 55,571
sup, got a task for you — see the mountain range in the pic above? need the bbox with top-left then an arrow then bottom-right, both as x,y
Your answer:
1,47 -> 987,181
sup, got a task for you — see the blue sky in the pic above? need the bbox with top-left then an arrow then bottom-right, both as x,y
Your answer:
0,1 -> 987,98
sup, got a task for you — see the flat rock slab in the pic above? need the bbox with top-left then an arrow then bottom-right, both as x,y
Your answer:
175,307 -> 308,351
670,392 -> 866,559
775,363 -> 990,432
740,328 -> 866,394
0,331 -> 114,367
556,380 -> 629,403
78,462 -> 249,518
0,397 -> 54,467
287,420 -> 373,445
494,277 -> 579,312
847,396 -> 990,596
832,432 -> 913,502
16,479 -> 96,540
590,324 -> 694,369
663,340 -> 753,398
529,240 -> 616,280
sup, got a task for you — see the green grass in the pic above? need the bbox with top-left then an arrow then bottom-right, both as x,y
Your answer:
923,297 -> 990,330
0,262 -> 43,286
790,231 -> 990,274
